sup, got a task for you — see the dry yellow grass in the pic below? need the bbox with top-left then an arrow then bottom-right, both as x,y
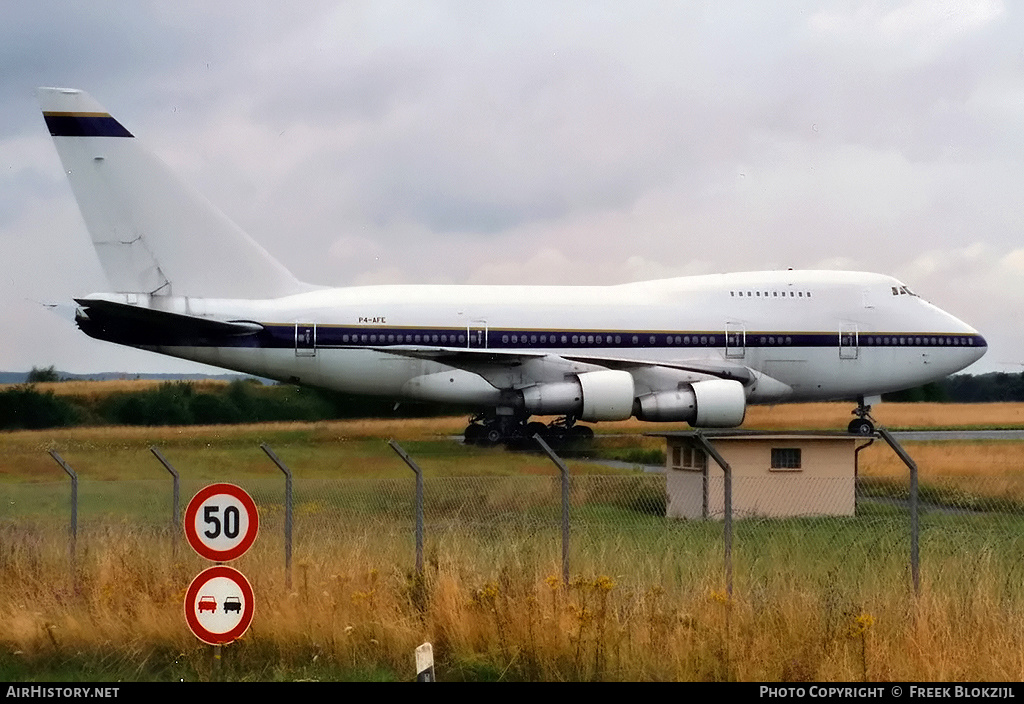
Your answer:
3,523 -> 1024,681
0,416 -> 465,447
616,402 -> 1024,432
4,400 -> 1024,680
859,441 -> 1024,479
0,402 -> 1021,484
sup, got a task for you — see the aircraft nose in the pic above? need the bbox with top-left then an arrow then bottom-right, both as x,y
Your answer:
968,332 -> 988,364
947,311 -> 987,365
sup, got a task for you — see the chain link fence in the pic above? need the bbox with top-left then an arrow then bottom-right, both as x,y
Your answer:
6,443 -> 1024,598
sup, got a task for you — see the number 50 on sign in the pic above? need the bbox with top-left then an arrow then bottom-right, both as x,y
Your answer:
184,483 -> 259,562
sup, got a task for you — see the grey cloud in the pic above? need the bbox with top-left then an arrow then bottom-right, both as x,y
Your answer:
3,2 -> 1023,372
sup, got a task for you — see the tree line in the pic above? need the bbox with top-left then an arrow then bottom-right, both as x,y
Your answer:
882,371 -> 1024,403
0,376 -> 454,431
1,369 -> 1022,431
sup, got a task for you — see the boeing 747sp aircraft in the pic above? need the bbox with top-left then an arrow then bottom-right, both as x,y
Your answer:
37,88 -> 987,444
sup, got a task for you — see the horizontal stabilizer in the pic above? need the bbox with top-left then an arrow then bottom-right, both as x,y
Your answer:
75,297 -> 262,345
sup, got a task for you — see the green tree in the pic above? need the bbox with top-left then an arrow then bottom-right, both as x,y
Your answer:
26,366 -> 61,383
0,386 -> 79,429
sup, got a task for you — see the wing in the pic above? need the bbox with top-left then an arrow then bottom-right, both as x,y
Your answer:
559,352 -> 753,384
380,345 -> 755,389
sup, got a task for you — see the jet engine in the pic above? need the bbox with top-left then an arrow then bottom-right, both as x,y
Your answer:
521,370 -> 635,421
634,379 -> 746,427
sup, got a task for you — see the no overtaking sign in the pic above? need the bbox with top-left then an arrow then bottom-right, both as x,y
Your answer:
184,565 -> 255,646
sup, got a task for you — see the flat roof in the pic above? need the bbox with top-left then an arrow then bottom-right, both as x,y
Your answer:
647,429 -> 870,440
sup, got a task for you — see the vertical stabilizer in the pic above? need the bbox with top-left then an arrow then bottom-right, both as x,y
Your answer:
38,87 -> 305,299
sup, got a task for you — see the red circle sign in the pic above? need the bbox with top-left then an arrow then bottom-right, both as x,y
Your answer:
184,565 -> 255,645
184,483 -> 259,562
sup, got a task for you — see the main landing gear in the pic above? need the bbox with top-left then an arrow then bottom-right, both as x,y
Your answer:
463,413 -> 595,449
848,398 -> 877,435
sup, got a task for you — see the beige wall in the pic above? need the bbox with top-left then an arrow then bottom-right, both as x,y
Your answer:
666,437 -> 858,519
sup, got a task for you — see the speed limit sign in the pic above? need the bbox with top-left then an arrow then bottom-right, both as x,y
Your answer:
184,483 -> 259,562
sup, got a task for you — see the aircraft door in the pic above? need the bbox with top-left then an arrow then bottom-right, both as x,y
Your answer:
467,321 -> 488,349
725,323 -> 746,359
839,323 -> 859,360
295,323 -> 317,357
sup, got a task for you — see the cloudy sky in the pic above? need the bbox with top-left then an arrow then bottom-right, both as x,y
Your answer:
1,1 -> 1021,375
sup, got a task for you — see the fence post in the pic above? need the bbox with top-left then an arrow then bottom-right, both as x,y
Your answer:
149,446 -> 180,555
533,434 -> 570,585
48,450 -> 77,566
876,428 -> 920,595
415,642 -> 435,682
387,440 -> 424,578
260,443 -> 293,589
690,432 -> 733,598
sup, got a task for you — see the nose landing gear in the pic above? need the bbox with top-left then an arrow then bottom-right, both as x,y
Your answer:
848,397 -> 878,435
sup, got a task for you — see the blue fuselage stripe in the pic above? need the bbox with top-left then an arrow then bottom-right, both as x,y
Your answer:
209,324 -> 988,351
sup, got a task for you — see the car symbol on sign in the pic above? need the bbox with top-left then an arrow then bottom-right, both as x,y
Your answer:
223,596 -> 242,614
198,596 -> 217,613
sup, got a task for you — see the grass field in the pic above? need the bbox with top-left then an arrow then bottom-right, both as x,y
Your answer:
11,378 -> 231,399
2,398 -> 1024,681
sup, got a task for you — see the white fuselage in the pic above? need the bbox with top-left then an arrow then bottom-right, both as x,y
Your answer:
91,270 -> 985,410
38,89 -> 988,429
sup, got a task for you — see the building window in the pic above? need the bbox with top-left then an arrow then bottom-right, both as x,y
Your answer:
771,448 -> 802,471
671,445 -> 707,472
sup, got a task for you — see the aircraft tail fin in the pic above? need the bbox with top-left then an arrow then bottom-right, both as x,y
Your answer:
37,87 -> 305,300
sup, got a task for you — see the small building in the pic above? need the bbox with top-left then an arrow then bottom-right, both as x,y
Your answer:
650,431 -> 871,519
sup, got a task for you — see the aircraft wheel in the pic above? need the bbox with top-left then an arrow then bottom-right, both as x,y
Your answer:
551,429 -> 573,449
482,426 -> 504,446
848,418 -> 874,435
463,424 -> 483,445
570,425 -> 594,443
526,421 -> 548,439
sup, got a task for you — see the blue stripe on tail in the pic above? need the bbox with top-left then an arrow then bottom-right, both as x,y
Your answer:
43,113 -> 133,138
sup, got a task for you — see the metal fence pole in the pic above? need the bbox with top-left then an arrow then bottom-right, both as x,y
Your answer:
48,450 -> 77,565
877,427 -> 920,595
149,446 -> 180,555
261,443 -> 293,589
690,432 -> 733,598
388,440 -> 424,578
533,434 -> 570,585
